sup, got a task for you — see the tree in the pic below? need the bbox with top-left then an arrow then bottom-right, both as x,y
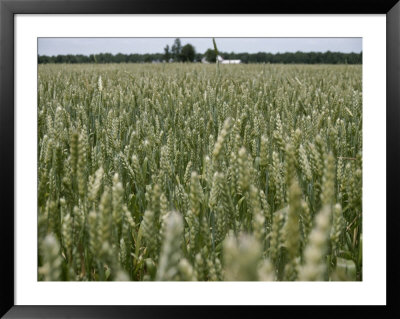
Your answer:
194,53 -> 203,62
115,53 -> 127,63
164,45 -> 171,62
204,49 -> 217,63
180,44 -> 196,62
171,38 -> 182,62
37,51 -> 362,65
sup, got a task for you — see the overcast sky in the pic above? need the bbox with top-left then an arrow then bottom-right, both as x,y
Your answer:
38,38 -> 362,56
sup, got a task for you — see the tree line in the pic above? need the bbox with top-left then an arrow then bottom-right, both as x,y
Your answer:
38,38 -> 362,64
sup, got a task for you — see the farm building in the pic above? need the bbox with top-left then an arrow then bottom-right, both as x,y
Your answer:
217,55 -> 241,64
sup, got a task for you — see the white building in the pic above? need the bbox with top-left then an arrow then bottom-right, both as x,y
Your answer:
217,55 -> 241,64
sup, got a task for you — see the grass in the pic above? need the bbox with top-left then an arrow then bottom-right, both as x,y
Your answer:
38,63 -> 362,281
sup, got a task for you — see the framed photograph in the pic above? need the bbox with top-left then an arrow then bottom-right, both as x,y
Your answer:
1,0 -> 398,317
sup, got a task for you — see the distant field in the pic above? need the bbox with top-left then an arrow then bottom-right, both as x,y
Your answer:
38,63 -> 362,281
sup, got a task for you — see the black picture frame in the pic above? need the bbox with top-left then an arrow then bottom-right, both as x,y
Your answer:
1,0 -> 399,318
